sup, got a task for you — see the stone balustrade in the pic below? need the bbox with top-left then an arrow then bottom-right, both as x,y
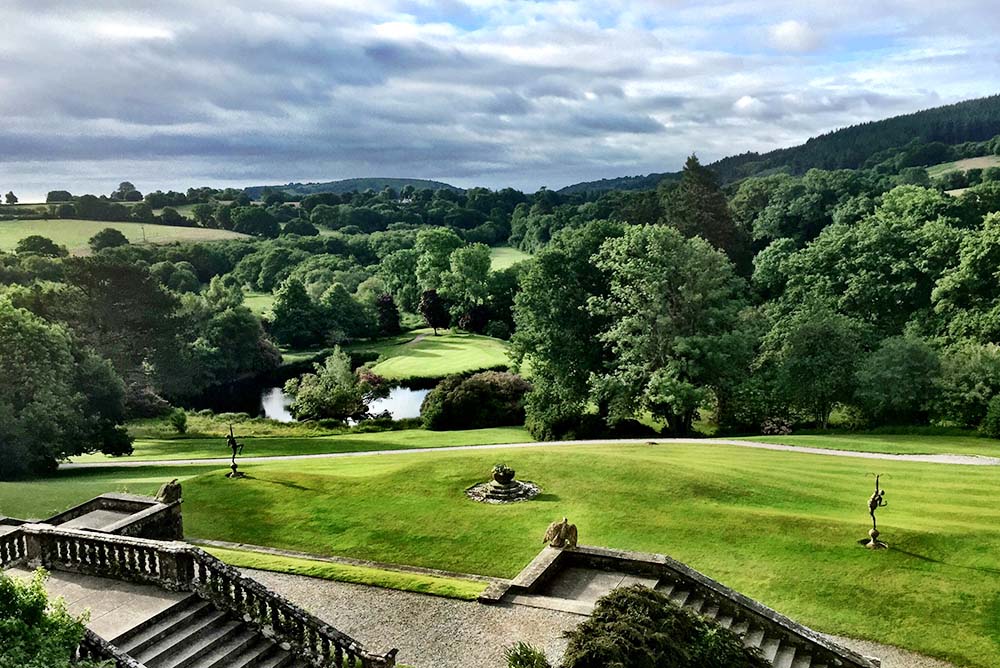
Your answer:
0,528 -> 26,568
76,629 -> 147,668
10,523 -> 396,668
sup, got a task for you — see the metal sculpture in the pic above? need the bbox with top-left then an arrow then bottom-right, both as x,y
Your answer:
865,474 -> 888,549
226,425 -> 246,478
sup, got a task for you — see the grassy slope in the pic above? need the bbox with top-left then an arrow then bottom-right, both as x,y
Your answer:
738,433 -> 1000,458
74,426 -> 532,462
926,155 -> 1000,177
0,219 -> 245,253
6,441 -> 998,666
489,246 -> 530,270
205,547 -> 484,600
349,328 -> 510,381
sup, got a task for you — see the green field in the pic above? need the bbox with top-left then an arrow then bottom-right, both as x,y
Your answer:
4,440 -> 999,666
739,433 -> 1000,457
243,290 -> 275,317
0,219 -> 246,253
926,155 -> 1000,177
489,246 -> 530,270
74,426 -> 531,462
349,328 -> 510,381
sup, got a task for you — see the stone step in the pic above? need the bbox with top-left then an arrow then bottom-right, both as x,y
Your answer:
759,636 -> 782,663
110,594 -> 203,649
137,609 -> 229,666
791,652 -> 813,668
731,619 -> 750,636
684,596 -> 705,614
655,581 -> 675,596
506,593 -> 595,616
164,619 -> 246,668
250,647 -> 295,668
701,603 -> 720,620
193,632 -> 273,668
120,600 -> 218,657
669,589 -> 691,607
716,614 -> 734,629
773,645 -> 800,668
743,627 -> 765,650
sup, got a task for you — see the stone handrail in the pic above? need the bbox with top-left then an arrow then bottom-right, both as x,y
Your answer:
76,628 -> 148,668
18,524 -> 396,668
191,549 -> 397,668
0,527 -> 26,568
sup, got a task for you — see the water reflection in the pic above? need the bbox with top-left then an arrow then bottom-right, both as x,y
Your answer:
260,387 -> 294,422
259,385 -> 430,423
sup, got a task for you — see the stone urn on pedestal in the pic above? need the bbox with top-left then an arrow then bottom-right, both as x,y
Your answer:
492,464 -> 516,486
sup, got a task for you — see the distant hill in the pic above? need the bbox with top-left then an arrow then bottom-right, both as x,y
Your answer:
557,172 -> 679,195
558,94 -> 1000,194
244,178 -> 463,199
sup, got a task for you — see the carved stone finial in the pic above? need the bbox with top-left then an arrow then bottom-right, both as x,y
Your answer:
156,479 -> 182,504
543,517 -> 578,549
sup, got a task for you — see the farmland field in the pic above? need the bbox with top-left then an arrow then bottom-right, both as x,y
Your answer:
926,154 -> 1000,177
0,219 -> 246,253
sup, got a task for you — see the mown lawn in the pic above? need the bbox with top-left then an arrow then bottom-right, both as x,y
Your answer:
0,219 -> 246,253
348,328 -> 510,381
73,426 -> 532,462
0,465 -> 217,520
739,433 -> 1000,458
489,246 -> 530,270
6,441 -> 997,666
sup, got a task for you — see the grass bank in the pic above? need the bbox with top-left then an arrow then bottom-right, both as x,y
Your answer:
204,546 -> 485,600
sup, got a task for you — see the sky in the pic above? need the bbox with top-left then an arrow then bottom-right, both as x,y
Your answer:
2,1 -> 999,201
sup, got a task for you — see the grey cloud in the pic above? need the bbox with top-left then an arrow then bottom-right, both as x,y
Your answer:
2,1 -> 999,200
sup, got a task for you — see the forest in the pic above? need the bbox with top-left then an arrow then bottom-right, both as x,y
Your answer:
5,103 -> 1000,478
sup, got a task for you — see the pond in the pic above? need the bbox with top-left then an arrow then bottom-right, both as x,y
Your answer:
259,385 -> 430,423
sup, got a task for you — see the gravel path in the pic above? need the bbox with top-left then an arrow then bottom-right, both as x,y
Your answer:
243,569 -> 958,668
829,635 -> 958,668
243,569 -> 581,668
61,437 -> 1000,469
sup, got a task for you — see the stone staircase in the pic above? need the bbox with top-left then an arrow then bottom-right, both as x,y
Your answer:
110,594 -> 311,668
486,545 -> 880,668
656,578 -> 831,668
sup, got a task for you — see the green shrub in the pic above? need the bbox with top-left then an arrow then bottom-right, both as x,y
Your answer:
561,585 -> 769,668
979,396 -> 1000,438
504,641 -> 550,668
421,371 -> 531,430
168,409 -> 188,434
0,568 -> 105,668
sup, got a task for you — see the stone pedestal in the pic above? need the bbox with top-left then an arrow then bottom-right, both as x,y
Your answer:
865,528 -> 888,550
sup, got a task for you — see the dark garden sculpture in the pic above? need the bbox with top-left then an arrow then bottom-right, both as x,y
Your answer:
865,474 -> 888,549
226,425 -> 246,478
544,517 -> 578,549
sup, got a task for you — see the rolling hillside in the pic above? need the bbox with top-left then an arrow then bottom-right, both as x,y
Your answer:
244,178 -> 463,199
560,94 -> 1000,194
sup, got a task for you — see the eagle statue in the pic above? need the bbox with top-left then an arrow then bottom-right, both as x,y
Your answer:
156,479 -> 182,504
543,517 -> 578,549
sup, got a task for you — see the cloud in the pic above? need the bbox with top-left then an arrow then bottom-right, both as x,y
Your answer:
1,0 -> 999,199
767,20 -> 821,52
